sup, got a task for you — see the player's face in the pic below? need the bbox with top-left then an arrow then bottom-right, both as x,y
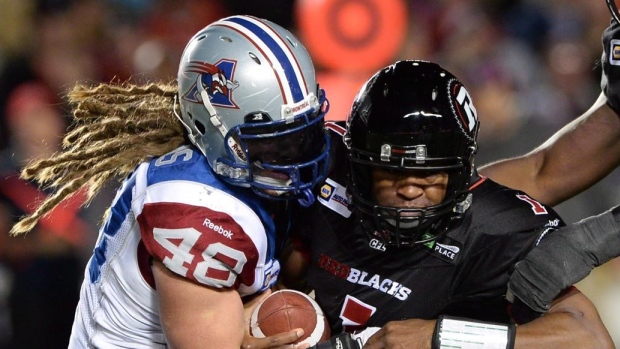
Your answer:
371,168 -> 448,211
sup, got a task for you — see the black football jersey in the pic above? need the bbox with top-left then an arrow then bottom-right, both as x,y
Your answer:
293,122 -> 564,333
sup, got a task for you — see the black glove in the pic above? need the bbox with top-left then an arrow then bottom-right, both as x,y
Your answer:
601,18 -> 620,114
508,205 -> 620,314
308,333 -> 362,349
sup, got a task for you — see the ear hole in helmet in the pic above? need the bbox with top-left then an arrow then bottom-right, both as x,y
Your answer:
197,35 -> 206,41
193,119 -> 206,134
249,52 -> 261,65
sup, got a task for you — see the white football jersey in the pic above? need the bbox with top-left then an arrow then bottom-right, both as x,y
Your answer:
69,146 -> 280,348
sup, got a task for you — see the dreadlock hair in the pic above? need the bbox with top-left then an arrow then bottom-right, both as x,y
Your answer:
10,81 -> 186,236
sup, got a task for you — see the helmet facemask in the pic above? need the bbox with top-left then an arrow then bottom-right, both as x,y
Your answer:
347,143 -> 474,247
218,90 -> 331,205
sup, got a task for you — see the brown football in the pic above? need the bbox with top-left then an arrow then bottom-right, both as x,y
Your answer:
249,289 -> 331,346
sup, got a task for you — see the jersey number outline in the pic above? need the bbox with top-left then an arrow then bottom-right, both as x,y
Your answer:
153,227 -> 248,287
154,147 -> 193,166
516,194 -> 548,215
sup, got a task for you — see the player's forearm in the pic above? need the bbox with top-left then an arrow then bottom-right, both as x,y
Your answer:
514,289 -> 614,349
515,314 -> 613,349
153,261 -> 246,349
480,93 -> 620,206
479,154 -> 543,201
532,94 -> 620,205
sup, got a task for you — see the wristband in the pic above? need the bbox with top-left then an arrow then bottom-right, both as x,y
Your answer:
432,315 -> 516,349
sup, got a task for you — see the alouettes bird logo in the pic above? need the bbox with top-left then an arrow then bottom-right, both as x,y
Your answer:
182,59 -> 240,108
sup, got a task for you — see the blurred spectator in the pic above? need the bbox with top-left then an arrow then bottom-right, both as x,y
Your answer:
0,0 -> 36,152
0,82 -> 93,349
0,1 -> 103,347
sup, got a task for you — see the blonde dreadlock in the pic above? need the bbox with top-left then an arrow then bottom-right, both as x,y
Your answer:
10,81 -> 186,236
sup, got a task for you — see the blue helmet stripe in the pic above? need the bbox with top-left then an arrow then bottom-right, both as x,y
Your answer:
224,16 -> 305,103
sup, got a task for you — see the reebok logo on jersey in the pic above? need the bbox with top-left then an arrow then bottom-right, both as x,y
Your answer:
318,254 -> 412,301
546,218 -> 560,227
202,218 -> 234,239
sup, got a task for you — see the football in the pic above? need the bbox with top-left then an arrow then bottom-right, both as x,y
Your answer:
249,289 -> 331,346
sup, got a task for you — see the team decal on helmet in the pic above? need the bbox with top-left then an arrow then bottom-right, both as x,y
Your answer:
182,60 -> 239,109
449,79 -> 478,141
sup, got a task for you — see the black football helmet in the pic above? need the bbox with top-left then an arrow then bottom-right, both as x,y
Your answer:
345,60 -> 479,247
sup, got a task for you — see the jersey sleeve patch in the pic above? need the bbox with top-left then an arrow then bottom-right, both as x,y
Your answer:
137,202 -> 259,290
318,178 -> 352,218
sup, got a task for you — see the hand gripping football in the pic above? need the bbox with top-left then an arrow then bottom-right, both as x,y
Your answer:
249,289 -> 331,346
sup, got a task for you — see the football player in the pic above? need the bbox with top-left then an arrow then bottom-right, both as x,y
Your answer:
284,60 -> 614,349
9,15 -> 329,349
479,17 -> 620,315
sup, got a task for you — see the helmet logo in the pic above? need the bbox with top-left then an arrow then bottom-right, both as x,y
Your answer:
451,81 -> 478,139
228,137 -> 247,162
182,59 -> 240,108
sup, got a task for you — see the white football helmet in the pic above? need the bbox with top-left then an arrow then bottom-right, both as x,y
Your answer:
176,15 -> 330,205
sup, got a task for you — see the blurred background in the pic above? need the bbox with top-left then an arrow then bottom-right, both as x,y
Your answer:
0,0 -> 618,347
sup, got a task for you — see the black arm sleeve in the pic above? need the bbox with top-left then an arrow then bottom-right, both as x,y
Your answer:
508,205 -> 620,313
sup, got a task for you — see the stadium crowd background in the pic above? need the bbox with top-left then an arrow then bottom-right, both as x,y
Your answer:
0,0 -> 617,347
